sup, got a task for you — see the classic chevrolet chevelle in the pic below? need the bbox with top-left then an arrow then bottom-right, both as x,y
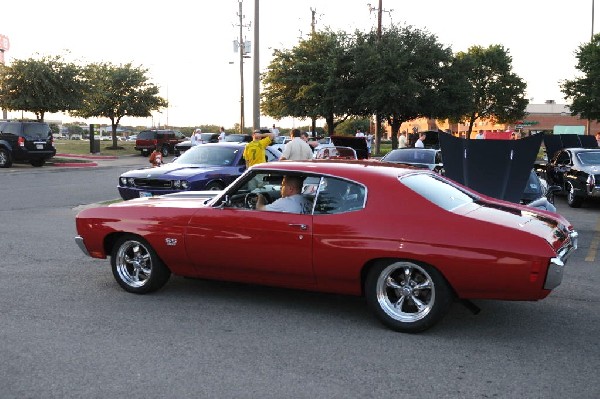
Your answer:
75,161 -> 578,333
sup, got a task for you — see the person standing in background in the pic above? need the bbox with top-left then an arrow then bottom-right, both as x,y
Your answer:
280,129 -> 313,160
398,132 -> 407,148
218,127 -> 226,141
271,124 -> 280,137
244,130 -> 275,168
366,132 -> 373,155
415,132 -> 426,148
355,128 -> 365,138
192,128 -> 202,146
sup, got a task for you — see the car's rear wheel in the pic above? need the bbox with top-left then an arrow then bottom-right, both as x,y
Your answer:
566,182 -> 583,208
161,146 -> 169,157
0,148 -> 12,168
30,159 -> 45,167
111,235 -> 171,294
365,261 -> 454,333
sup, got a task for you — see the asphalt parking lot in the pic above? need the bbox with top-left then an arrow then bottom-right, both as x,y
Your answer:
0,159 -> 598,398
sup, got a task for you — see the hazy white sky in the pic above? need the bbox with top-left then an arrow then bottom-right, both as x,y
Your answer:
1,0 -> 597,129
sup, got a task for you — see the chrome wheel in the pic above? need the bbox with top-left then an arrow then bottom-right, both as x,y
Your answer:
375,262 -> 434,322
366,260 -> 453,332
111,235 -> 171,293
115,240 -> 152,288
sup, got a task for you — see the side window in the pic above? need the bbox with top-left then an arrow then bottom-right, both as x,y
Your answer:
314,177 -> 366,214
3,122 -> 21,135
175,131 -> 185,139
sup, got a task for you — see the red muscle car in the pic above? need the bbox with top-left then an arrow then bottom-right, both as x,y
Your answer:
75,161 -> 578,333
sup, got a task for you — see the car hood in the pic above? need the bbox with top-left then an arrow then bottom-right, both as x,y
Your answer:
110,190 -> 221,209
440,133 -> 544,203
121,163 -> 235,178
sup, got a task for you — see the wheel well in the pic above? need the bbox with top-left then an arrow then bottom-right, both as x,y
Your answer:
360,257 -> 457,298
103,232 -> 173,272
206,180 -> 225,189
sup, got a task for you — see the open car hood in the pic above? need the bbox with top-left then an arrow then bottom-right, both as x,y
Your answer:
331,136 -> 369,159
439,133 -> 544,203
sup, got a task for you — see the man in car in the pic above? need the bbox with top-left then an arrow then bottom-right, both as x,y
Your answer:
244,129 -> 275,167
256,175 -> 311,214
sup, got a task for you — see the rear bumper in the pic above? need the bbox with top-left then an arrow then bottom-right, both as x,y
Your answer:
544,230 -> 578,290
75,235 -> 90,257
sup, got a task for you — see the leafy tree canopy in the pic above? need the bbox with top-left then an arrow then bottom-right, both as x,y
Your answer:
453,45 -> 528,135
73,62 -> 167,147
0,55 -> 85,122
561,33 -> 600,122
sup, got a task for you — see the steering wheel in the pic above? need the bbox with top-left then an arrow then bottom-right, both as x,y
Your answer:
245,193 -> 259,209
245,192 -> 271,209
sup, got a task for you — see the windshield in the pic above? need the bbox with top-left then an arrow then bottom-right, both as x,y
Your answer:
174,145 -> 240,166
384,150 -> 435,164
577,151 -> 600,165
401,173 -> 474,211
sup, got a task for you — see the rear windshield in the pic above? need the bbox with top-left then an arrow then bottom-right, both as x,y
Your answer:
22,123 -> 51,138
401,173 -> 474,211
385,150 -> 435,164
137,130 -> 156,140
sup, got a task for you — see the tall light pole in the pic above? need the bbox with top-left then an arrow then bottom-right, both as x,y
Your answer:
252,0 -> 260,131
588,0 -> 595,135
238,1 -> 245,134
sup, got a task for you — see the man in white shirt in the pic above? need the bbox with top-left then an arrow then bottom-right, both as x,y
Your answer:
192,128 -> 202,146
256,175 -> 311,214
398,132 -> 407,148
271,124 -> 280,137
218,127 -> 226,141
280,129 -> 313,160
415,133 -> 426,148
355,129 -> 365,137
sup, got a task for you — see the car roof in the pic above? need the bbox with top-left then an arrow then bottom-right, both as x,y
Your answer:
252,159 -> 426,180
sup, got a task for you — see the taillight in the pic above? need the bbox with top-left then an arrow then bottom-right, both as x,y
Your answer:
18,136 -> 25,147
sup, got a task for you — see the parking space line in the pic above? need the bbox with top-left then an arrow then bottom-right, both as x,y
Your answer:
585,216 -> 600,262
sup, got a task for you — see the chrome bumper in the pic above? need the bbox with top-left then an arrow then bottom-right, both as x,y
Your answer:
544,230 -> 578,290
75,235 -> 90,257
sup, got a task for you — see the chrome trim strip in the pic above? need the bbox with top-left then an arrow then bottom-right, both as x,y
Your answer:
75,235 -> 90,257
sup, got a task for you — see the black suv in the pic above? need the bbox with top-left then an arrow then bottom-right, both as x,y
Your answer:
0,121 -> 56,167
135,129 -> 186,156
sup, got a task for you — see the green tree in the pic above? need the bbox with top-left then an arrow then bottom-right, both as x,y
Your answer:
561,33 -> 600,122
350,25 -> 454,151
0,55 -> 85,122
262,30 -> 354,135
73,62 -> 167,148
453,45 -> 528,136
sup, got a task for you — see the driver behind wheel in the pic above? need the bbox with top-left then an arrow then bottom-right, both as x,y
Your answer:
256,175 -> 311,214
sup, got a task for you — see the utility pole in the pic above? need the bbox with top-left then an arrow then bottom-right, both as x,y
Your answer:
588,0 -> 595,135
310,7 -> 318,137
234,1 -> 252,134
252,0 -> 260,131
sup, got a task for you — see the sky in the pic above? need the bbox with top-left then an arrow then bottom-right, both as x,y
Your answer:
1,0 -> 597,129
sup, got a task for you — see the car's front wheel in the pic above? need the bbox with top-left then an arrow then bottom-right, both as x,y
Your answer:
566,182 -> 583,208
111,235 -> 171,294
365,261 -> 454,333
0,148 -> 12,168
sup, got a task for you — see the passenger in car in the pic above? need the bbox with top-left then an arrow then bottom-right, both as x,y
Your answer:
256,175 -> 312,214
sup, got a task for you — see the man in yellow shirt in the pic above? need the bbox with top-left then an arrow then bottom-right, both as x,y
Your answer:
244,130 -> 275,167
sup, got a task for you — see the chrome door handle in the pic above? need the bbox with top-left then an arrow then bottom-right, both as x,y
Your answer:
288,223 -> 308,230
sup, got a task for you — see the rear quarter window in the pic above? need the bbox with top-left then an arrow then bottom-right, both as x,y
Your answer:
401,173 -> 474,211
